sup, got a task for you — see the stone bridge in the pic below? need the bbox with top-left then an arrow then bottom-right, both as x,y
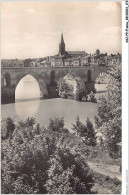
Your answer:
1,65 -> 109,104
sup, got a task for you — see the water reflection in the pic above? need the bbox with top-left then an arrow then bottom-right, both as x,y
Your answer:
15,100 -> 40,120
2,99 -> 98,131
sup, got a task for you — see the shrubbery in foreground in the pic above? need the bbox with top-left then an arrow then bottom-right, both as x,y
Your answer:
1,113 -> 121,194
1,117 -> 95,194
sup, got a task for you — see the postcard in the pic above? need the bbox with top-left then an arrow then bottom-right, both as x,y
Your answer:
1,1 -> 128,194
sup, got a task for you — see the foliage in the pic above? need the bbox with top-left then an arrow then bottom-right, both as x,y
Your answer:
24,58 -> 32,67
96,62 -> 122,158
75,83 -> 97,103
58,78 -> 74,99
88,91 -> 97,103
72,116 -> 97,146
48,117 -> 69,133
36,123 -> 41,134
72,115 -> 83,136
61,91 -> 68,99
19,117 -> 36,128
85,118 -> 97,146
45,148 -> 94,194
1,117 -> 15,139
82,95 -> 88,102
67,91 -> 74,100
1,125 -> 57,194
58,77 -> 97,103
1,114 -> 122,194
1,118 -> 95,194
75,80 -> 87,101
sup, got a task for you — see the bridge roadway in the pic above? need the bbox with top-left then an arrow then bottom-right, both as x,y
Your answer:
1,64 -> 102,69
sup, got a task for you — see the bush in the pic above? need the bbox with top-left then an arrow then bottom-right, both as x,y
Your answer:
58,78 -> 74,100
82,95 -> 88,102
88,91 -> 97,103
61,91 -> 68,99
1,118 -> 95,194
2,116 -> 121,194
67,91 -> 74,100
45,148 -> 95,194
47,117 -> 69,133
74,92 -> 82,101
19,117 -> 36,127
74,80 -> 88,102
1,117 -> 15,139
72,116 -> 97,146
1,126 -> 56,194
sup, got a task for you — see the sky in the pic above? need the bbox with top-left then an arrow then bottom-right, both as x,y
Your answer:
1,1 -> 122,59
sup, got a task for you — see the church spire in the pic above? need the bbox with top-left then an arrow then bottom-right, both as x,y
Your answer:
59,33 -> 65,55
61,33 -> 64,44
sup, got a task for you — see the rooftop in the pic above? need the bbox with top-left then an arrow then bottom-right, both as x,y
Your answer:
66,51 -> 87,55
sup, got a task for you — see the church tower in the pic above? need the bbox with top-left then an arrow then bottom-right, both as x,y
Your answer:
59,33 -> 65,55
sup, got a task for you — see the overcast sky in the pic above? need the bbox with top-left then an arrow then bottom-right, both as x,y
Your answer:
1,1 -> 122,59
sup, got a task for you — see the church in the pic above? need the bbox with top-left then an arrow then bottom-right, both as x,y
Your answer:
50,33 -> 88,67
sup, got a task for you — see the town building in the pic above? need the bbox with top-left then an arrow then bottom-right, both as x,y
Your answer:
1,59 -> 24,67
50,33 -> 88,67
108,53 -> 122,65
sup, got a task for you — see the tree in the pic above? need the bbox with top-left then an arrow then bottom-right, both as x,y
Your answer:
72,115 -> 84,136
96,62 -> 121,158
45,154 -> 75,194
85,118 -> 97,146
36,123 -> 41,134
19,117 -> 36,128
72,116 -> 97,146
89,91 -> 97,103
24,58 -> 32,67
48,117 -> 69,133
1,117 -> 15,139
45,148 -> 94,194
58,78 -> 73,99
75,80 -> 87,101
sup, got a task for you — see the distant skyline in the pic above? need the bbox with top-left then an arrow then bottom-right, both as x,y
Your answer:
1,1 -> 122,59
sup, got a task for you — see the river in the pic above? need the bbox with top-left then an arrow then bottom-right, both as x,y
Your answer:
1,98 -> 98,130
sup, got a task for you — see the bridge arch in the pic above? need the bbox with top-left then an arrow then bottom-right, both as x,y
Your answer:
15,74 -> 43,100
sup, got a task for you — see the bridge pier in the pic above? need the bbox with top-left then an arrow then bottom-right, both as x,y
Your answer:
1,86 -> 15,104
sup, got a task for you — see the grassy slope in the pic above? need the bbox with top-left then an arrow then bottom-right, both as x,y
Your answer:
60,132 -> 122,194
